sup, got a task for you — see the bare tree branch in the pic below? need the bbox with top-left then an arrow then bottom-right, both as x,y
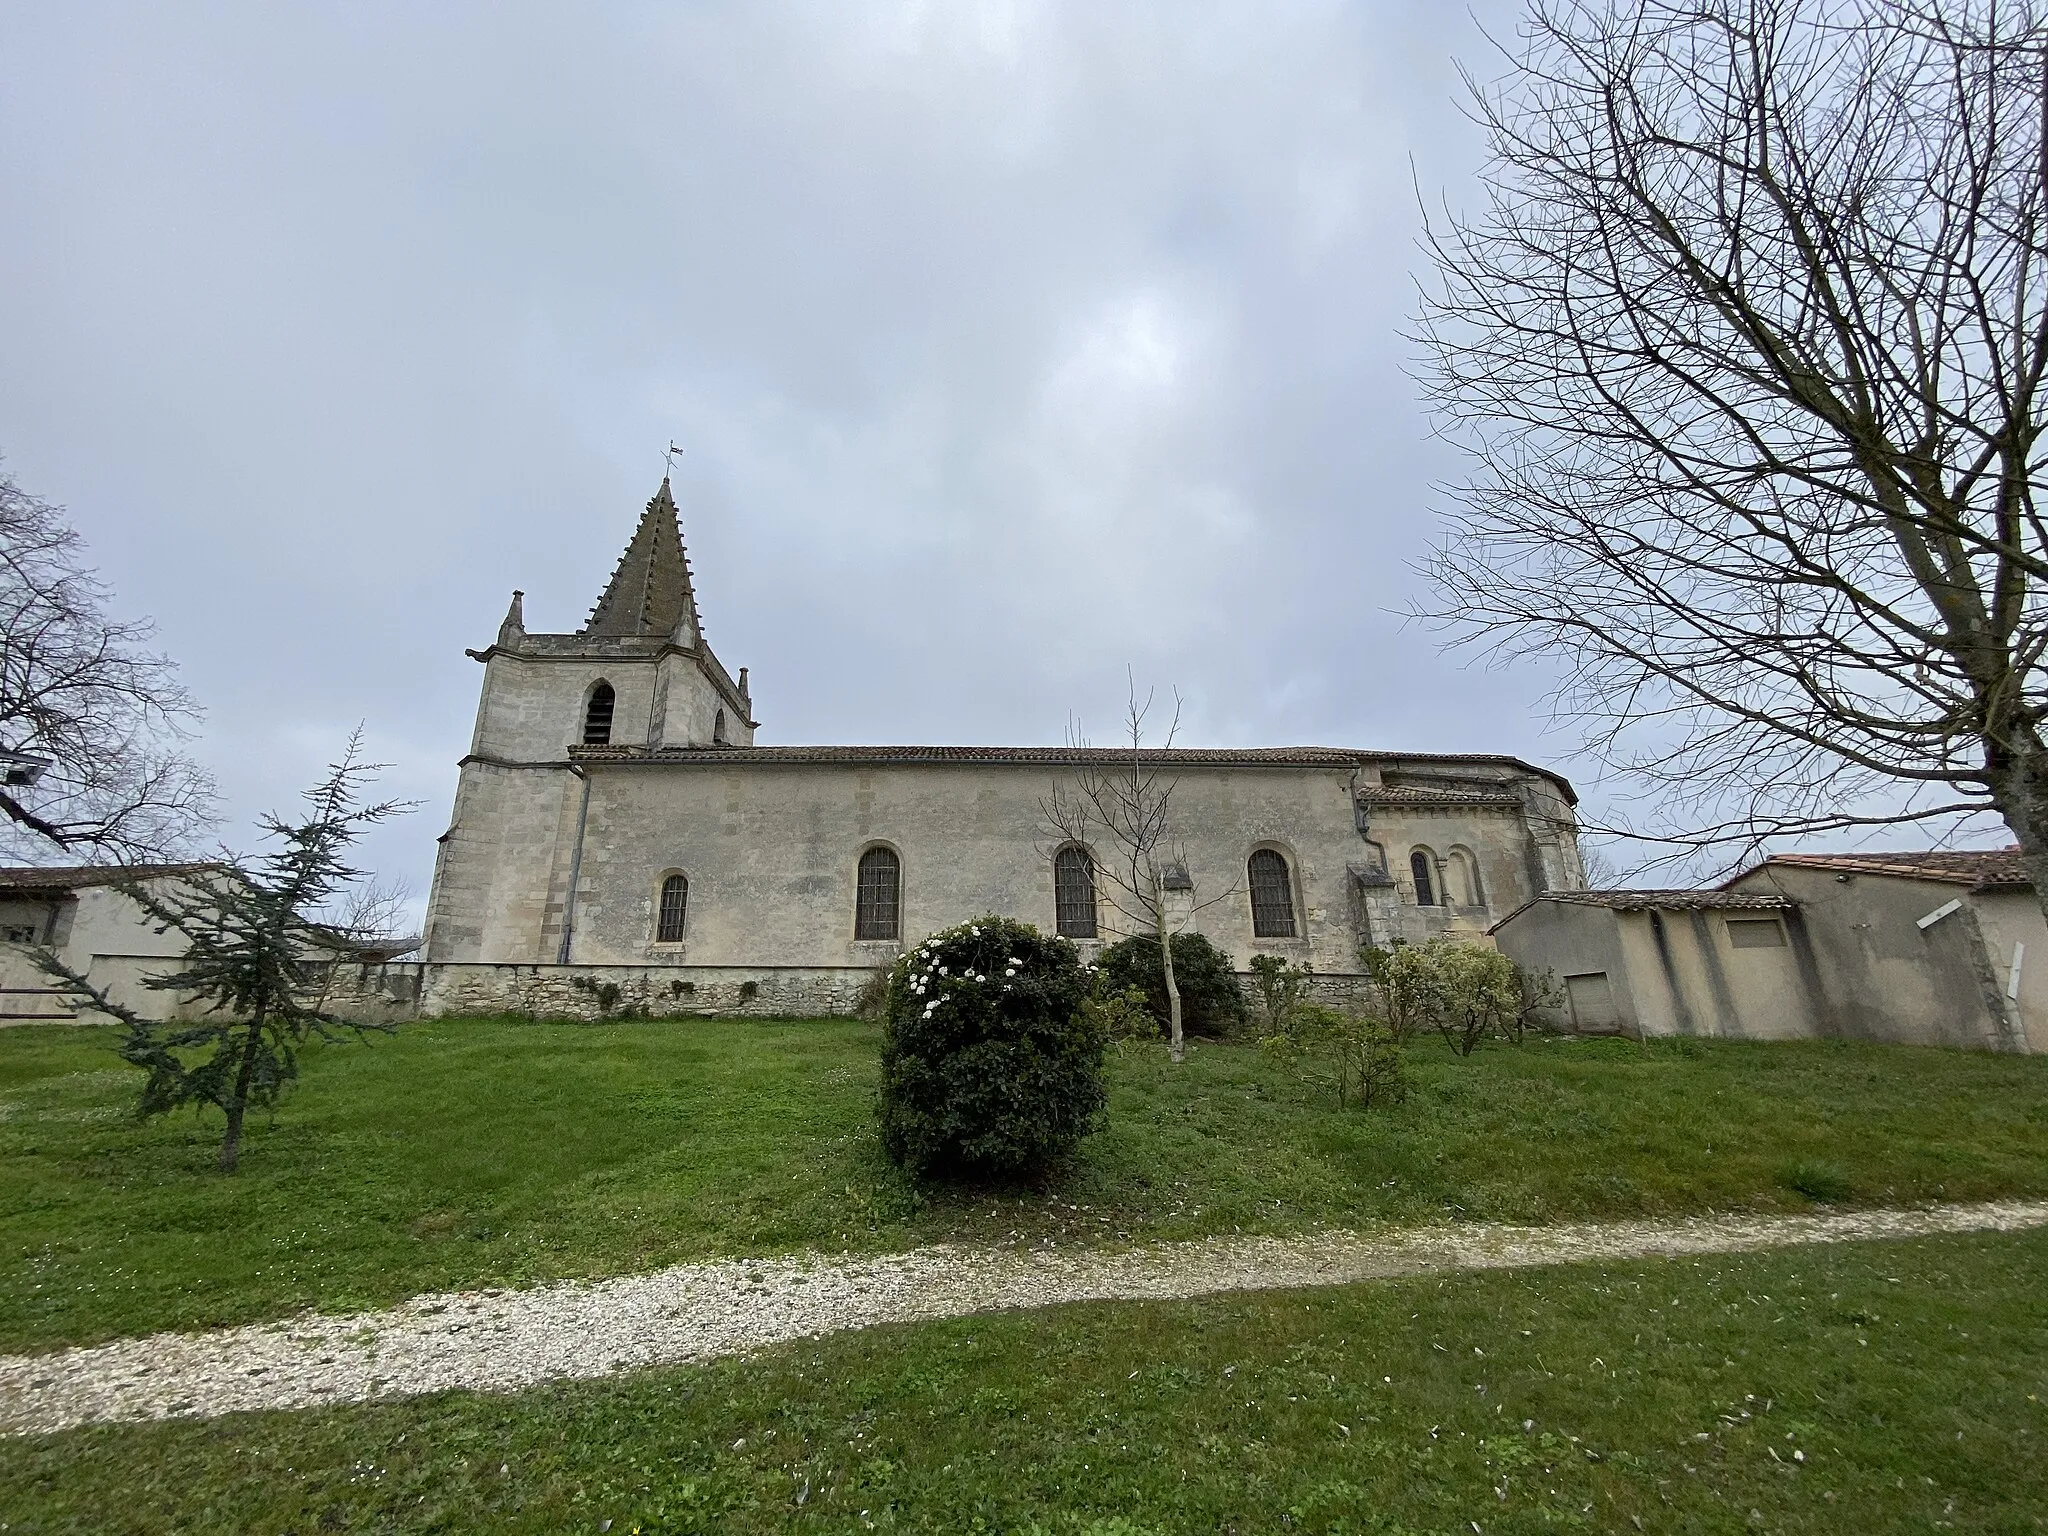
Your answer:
1413,0 -> 2048,900
0,463 -> 215,862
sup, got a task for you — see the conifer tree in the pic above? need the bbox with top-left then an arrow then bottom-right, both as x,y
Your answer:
43,731 -> 411,1171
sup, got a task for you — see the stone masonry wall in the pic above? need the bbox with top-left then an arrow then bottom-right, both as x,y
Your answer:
312,959 -> 1383,1025
314,960 -> 884,1023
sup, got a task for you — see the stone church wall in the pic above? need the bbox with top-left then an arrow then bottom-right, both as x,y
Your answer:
423,759 -> 586,964
453,758 -> 1555,973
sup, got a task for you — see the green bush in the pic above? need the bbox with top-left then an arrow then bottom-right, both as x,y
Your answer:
1083,982 -> 1163,1050
1248,952 -> 1315,1035
1262,1000 -> 1408,1110
1363,939 -> 1529,1056
878,916 -> 1104,1180
1094,931 -> 1248,1038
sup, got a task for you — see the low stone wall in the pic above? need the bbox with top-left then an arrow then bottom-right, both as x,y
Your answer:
309,960 -> 1379,1026
304,961 -> 427,1025
1299,972 -> 1377,1012
313,961 -> 885,1023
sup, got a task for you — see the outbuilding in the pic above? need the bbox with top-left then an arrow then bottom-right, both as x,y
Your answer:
1487,888 -> 1820,1041
0,865 -> 207,1024
1722,850 -> 2042,1053
1490,849 -> 2046,1052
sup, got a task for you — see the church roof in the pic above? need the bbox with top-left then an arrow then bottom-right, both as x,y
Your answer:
564,743 -> 1573,801
582,478 -> 703,640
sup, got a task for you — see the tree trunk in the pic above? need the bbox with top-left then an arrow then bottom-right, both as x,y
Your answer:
1152,865 -> 1184,1063
218,1017 -> 264,1173
1981,721 -> 2048,940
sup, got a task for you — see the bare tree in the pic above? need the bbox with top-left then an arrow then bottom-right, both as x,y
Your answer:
1577,838 -> 1627,889
0,465 -> 214,861
1414,0 -> 2048,904
1040,676 -> 1233,1062
320,877 -> 420,957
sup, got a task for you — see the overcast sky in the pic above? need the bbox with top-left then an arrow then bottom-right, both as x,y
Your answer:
0,0 -> 1591,909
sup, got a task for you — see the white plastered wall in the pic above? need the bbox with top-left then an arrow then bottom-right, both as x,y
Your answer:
0,880 -> 205,1023
1962,889 -> 2048,1052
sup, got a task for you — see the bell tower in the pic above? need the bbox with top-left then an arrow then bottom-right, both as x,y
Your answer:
422,476 -> 757,964
458,476 -> 756,759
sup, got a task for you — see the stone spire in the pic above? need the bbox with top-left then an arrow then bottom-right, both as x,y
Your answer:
581,477 -> 703,643
496,590 -> 526,649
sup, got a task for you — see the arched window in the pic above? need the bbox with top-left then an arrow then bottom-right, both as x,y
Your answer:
1054,846 -> 1098,938
713,708 -> 728,745
1248,849 -> 1297,938
656,874 -> 688,942
583,681 -> 616,745
855,846 -> 901,940
1410,849 -> 1438,906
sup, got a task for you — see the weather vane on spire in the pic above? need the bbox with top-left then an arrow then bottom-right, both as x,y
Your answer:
664,441 -> 684,481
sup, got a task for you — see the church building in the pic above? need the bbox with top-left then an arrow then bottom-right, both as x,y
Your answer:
418,480 -> 1585,1016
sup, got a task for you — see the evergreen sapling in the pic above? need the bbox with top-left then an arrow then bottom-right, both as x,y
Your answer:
40,731 -> 412,1171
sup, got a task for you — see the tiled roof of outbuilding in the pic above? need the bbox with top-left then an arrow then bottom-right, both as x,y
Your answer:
1487,887 -> 1794,933
1528,888 -> 1794,912
0,863 -> 215,894
1728,848 -> 2033,891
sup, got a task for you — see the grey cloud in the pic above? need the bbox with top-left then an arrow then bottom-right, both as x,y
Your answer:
0,0 -> 1556,910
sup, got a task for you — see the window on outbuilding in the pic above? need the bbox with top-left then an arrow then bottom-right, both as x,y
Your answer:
1410,849 -> 1438,906
583,681 -> 616,745
1726,916 -> 1787,948
656,874 -> 688,942
1054,846 -> 1098,938
855,846 -> 901,940
1248,849 -> 1297,938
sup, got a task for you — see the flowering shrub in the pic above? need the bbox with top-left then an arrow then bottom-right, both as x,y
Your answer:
877,916 -> 1103,1180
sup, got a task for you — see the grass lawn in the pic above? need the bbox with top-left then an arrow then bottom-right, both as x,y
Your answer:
3,1224 -> 2043,1532
2,1018 -> 2047,1353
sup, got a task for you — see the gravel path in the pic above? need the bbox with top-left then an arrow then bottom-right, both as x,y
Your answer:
5,1198 -> 2044,1437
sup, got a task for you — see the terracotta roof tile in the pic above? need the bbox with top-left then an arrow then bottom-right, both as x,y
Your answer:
1732,849 -> 2032,891
1488,887 -> 1793,932
1535,888 -> 1794,911
563,743 -> 1570,800
0,863 -> 216,893
1358,785 -> 1523,808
